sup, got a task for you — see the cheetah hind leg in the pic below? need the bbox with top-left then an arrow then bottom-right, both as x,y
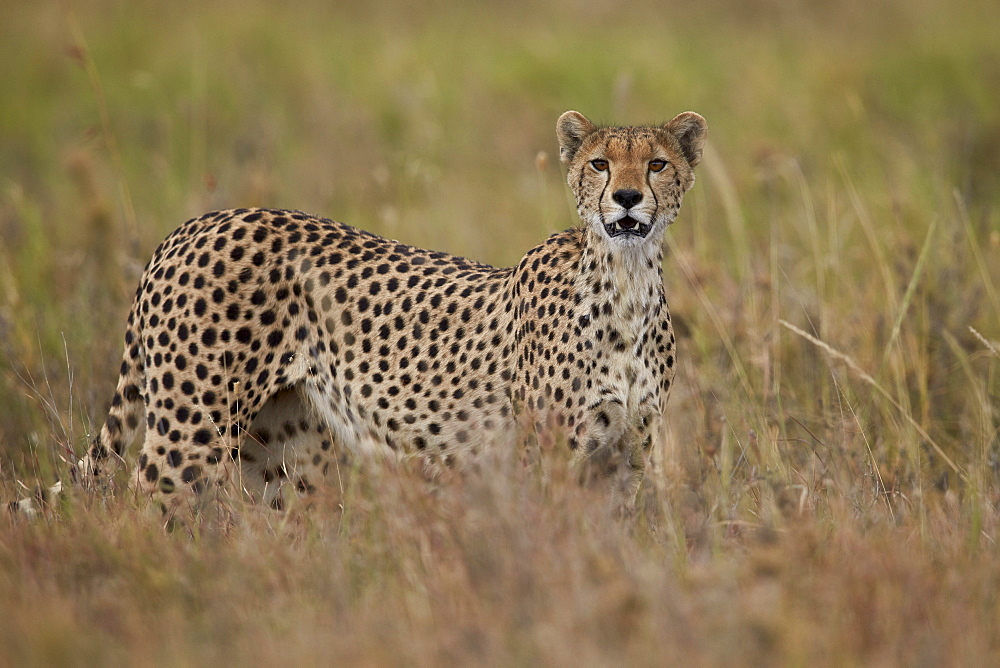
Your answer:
230,385 -> 347,511
125,385 -> 346,517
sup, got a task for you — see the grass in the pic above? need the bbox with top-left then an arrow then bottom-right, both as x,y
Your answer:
2,0 -> 999,663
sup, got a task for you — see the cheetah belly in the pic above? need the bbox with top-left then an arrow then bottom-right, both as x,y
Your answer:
290,253 -> 520,462
298,363 -> 518,463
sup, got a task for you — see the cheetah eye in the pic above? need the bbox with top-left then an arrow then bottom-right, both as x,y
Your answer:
649,160 -> 667,172
590,159 -> 609,172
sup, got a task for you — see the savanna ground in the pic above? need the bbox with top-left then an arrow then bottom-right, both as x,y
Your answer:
2,0 -> 999,664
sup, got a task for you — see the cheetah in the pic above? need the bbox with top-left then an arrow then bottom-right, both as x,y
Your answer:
24,110 -> 707,514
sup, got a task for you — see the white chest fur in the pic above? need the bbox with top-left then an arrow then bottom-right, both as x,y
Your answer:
574,232 -> 665,413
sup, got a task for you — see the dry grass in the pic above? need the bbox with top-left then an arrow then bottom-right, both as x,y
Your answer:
2,0 -> 999,664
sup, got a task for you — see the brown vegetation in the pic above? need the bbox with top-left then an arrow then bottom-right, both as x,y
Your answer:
2,0 -> 998,663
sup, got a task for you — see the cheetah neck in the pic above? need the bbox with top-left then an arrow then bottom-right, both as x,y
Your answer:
575,227 -> 665,347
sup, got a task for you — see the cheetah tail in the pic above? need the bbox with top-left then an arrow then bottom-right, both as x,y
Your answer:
84,307 -> 146,476
11,303 -> 146,516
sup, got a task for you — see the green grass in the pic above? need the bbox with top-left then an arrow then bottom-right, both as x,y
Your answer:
2,0 -> 999,663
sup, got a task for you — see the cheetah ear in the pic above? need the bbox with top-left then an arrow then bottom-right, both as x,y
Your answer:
556,111 -> 597,165
665,112 -> 708,167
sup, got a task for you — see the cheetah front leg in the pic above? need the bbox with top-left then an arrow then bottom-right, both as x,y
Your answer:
573,398 -> 655,512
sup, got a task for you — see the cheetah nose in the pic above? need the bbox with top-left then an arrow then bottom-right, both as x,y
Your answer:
612,189 -> 643,209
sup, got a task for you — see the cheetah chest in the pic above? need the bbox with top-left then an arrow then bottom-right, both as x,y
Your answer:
572,247 -> 667,420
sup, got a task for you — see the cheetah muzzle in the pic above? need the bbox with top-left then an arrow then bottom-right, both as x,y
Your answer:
604,216 -> 651,239
17,109 -> 707,517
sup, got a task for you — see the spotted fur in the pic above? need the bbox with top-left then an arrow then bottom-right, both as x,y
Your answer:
76,110 -> 707,512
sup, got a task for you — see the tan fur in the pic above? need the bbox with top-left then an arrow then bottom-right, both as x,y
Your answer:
66,110 -> 706,514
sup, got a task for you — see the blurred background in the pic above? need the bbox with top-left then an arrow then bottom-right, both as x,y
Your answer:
3,1 -> 1000,663
2,0 -> 999,500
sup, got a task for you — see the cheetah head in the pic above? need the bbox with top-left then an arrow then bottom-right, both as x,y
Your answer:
556,110 -> 707,244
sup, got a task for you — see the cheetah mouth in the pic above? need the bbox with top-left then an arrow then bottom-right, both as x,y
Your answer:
604,216 -> 651,239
